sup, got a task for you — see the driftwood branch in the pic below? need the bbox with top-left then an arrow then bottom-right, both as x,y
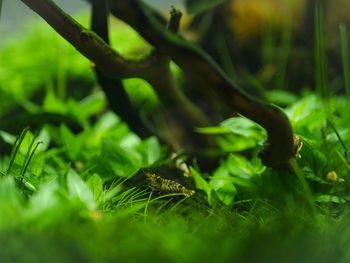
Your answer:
19,0 -> 160,79
90,0 -> 151,138
20,0 -> 211,150
19,0 -> 295,167
108,0 -> 295,167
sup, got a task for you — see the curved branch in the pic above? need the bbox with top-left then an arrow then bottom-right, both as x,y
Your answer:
19,0 -> 157,79
109,0 -> 295,167
90,0 -> 151,138
20,0 -> 211,148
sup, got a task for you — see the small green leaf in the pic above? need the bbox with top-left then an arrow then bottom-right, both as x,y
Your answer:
209,177 -> 237,205
195,126 -> 231,135
96,139 -> 142,178
28,181 -> 60,215
265,90 -> 298,105
190,167 -> 212,204
0,130 -> 16,145
220,117 -> 265,139
137,137 -> 162,167
314,194 -> 346,204
86,174 -> 103,202
67,169 -> 96,210
60,125 -> 81,161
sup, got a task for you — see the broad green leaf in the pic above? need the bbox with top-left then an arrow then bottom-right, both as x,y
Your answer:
86,174 -> 103,202
43,89 -> 67,114
96,139 -> 142,178
136,137 -> 163,167
217,134 -> 259,152
209,176 -> 237,205
212,154 -> 265,189
69,92 -> 106,122
27,181 -> 60,216
227,154 -> 265,178
220,117 -> 265,139
60,125 -> 81,161
265,90 -> 298,105
314,194 -> 346,204
123,78 -> 159,110
286,95 -> 328,136
0,130 -> 15,145
190,167 -> 212,204
67,169 -> 96,210
185,0 -> 227,15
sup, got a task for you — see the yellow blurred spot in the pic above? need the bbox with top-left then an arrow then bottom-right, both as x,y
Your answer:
90,210 -> 102,221
325,171 -> 344,182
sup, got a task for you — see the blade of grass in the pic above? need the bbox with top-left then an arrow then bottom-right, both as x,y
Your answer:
20,141 -> 42,182
289,159 -> 317,215
314,0 -> 329,108
20,130 -> 39,176
274,21 -> 292,90
6,127 -> 29,176
327,119 -> 349,155
336,150 -> 350,173
339,23 -> 350,100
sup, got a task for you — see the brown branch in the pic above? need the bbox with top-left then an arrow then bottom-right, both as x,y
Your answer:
90,0 -> 152,138
19,0 -> 159,79
19,0 -> 295,166
20,0 -> 211,149
109,0 -> 295,167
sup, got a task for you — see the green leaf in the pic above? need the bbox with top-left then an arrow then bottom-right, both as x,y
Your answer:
217,134 -> 259,152
67,169 -> 96,210
265,90 -> 298,105
314,194 -> 346,204
60,125 -> 81,161
96,139 -> 142,178
227,154 -> 265,178
185,0 -> 227,15
195,126 -> 231,135
220,117 -> 265,139
27,180 -> 60,216
137,137 -> 163,167
43,89 -> 67,114
0,130 -> 16,145
190,167 -> 212,204
209,176 -> 237,205
86,174 -> 103,202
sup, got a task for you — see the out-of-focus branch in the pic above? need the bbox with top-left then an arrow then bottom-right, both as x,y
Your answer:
90,0 -> 151,138
19,0 -> 157,79
20,0 -> 211,149
109,0 -> 295,167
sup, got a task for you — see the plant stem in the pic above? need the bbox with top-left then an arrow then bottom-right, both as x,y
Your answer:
314,0 -> 329,108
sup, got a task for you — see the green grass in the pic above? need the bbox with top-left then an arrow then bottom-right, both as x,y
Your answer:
0,91 -> 349,262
